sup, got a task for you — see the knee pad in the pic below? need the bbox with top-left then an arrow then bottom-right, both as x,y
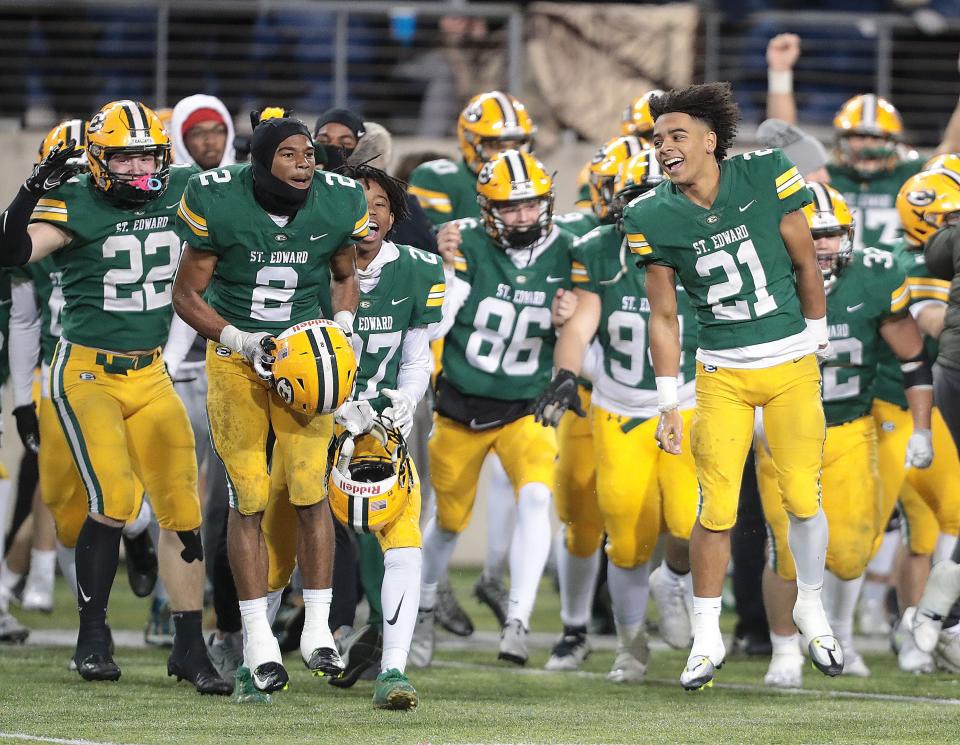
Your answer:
827,549 -> 869,582
176,529 -> 204,563
518,482 -> 551,513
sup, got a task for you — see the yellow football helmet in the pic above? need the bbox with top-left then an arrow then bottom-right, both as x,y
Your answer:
458,91 -> 536,175
86,100 -> 171,204
588,135 -> 648,221
38,119 -> 88,168
620,90 -> 664,138
476,149 -> 554,249
923,153 -> 960,176
896,169 -> 960,247
611,148 -> 665,217
802,182 -> 855,286
833,94 -> 903,177
272,319 -> 357,415
327,422 -> 414,533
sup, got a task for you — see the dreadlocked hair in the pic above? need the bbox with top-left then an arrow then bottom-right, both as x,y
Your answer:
340,163 -> 411,230
649,82 -> 739,162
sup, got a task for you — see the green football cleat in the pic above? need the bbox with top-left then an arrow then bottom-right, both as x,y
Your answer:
373,668 -> 418,710
233,665 -> 272,704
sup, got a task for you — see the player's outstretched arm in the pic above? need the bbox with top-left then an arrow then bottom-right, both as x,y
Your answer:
880,313 -> 934,467
781,209 -> 829,355
646,263 -> 683,454
329,243 -> 360,335
766,33 -> 801,125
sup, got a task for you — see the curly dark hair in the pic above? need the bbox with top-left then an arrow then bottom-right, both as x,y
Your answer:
648,82 -> 739,162
340,163 -> 410,231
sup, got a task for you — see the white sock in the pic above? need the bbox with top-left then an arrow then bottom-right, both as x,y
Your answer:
381,547 -> 421,673
505,482 -> 552,628
868,529 -> 899,575
691,596 -> 723,660
607,561 -> 651,629
615,621 -> 643,653
824,571 -> 863,647
557,530 -> 600,628
420,517 -> 458,608
0,477 -> 11,560
935,533 -> 958,564
300,588 -> 334,659
482,455 -> 515,583
26,548 -> 56,590
787,508 -> 828,592
122,499 -> 153,539
266,588 -> 284,626
770,631 -> 801,656
56,541 -> 77,601
0,559 -> 23,596
239,596 -> 272,659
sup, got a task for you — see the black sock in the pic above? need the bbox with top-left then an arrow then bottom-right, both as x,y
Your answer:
213,539 -> 241,634
172,609 -> 206,655
75,516 -> 122,647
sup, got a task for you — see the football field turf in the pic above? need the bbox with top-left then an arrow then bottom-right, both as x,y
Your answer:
1,571 -> 959,745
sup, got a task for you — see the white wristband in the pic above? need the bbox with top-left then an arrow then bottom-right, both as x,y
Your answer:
219,324 -> 244,354
805,316 -> 828,346
768,69 -> 793,95
334,310 -> 355,334
655,375 -> 679,411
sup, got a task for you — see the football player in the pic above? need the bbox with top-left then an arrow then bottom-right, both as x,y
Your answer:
262,164 -> 445,709
621,90 -> 664,140
758,182 -> 933,687
172,117 -> 367,693
535,149 -> 698,681
408,90 -> 537,630
411,150 -> 576,667
0,100 -> 228,694
624,82 -> 840,689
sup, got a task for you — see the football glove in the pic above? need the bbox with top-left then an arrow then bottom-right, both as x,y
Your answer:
381,388 -> 415,440
533,369 -> 585,427
24,140 -> 83,197
220,327 -> 276,381
335,400 -> 376,436
906,428 -> 934,469
13,403 -> 39,454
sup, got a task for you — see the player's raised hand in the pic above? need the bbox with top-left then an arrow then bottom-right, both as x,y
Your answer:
655,407 -> 683,455
437,221 -> 462,270
767,33 -> 801,72
533,369 -> 585,427
24,139 -> 83,196
551,288 -> 578,327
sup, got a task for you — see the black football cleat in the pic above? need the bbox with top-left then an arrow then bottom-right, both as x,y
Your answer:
252,661 -> 289,693
305,646 -> 345,678
167,646 -> 232,696
123,529 -> 159,598
76,652 -> 121,682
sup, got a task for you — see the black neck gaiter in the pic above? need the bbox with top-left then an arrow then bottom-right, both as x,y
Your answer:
251,118 -> 314,218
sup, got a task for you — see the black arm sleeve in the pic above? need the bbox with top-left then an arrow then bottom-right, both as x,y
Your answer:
0,186 -> 38,266
924,224 -> 959,282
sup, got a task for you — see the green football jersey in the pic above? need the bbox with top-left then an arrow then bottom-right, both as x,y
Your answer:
176,164 -> 369,336
29,165 -> 196,352
407,158 -> 480,226
873,239 -> 946,409
555,210 -> 602,238
26,257 -> 64,367
624,148 -> 812,354
821,249 -> 909,426
443,223 -> 574,400
828,160 -> 922,251
572,225 -> 697,398
354,243 -> 445,412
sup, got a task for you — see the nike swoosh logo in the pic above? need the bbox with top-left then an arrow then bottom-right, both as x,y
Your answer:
546,276 -> 564,283
392,297 -> 410,305
469,418 -> 502,431
78,582 -> 91,603
44,175 -> 62,191
386,592 -> 405,626
310,233 -> 328,241
739,200 -> 756,212
846,303 -> 864,313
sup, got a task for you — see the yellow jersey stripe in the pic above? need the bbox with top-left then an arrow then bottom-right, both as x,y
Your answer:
408,185 -> 453,213
629,244 -> 653,256
178,197 -> 207,229
353,211 -> 370,233
775,166 -> 800,188
907,277 -> 950,289
910,289 -> 949,302
36,198 -> 67,209
31,205 -> 67,215
426,297 -> 444,308
777,178 -> 805,200
31,210 -> 68,223
177,205 -> 208,237
891,284 -> 910,313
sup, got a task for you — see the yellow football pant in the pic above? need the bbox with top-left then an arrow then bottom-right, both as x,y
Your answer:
206,343 -> 332,515
593,406 -> 698,569
759,415 -> 879,581
263,424 -> 422,592
429,413 -> 557,534
693,356 -> 825,531
554,387 -> 601,558
49,340 -> 199,531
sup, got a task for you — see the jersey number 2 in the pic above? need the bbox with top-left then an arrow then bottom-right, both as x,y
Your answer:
102,231 -> 181,312
696,239 -> 778,321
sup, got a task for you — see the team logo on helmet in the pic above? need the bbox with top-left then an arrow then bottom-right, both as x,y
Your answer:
463,103 -> 484,123
88,111 -> 107,134
906,189 -> 936,207
275,377 -> 295,405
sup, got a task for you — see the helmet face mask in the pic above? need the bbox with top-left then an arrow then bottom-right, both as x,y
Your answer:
587,136 -> 647,221
838,134 -> 898,179
812,228 -> 853,289
482,195 -> 554,249
476,149 -> 554,250
802,181 -> 855,288
833,94 -> 903,179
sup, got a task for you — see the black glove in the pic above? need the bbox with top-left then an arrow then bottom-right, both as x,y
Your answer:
24,140 -> 83,197
533,369 -> 586,427
13,403 -> 40,454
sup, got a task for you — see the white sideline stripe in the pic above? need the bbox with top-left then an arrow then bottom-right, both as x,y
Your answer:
432,660 -> 960,707
0,734 -> 143,745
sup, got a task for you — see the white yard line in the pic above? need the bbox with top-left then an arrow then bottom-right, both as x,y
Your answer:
432,659 -> 960,706
0,734 -> 143,745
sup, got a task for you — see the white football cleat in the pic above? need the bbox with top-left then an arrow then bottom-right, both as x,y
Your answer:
764,651 -> 803,688
899,620 -> 936,675
793,597 -> 843,676
20,579 -> 54,613
912,608 -> 944,655
607,629 -> 649,684
680,637 -> 725,691
408,608 -> 436,668
840,647 -> 871,678
914,562 -> 960,652
935,625 -> 960,673
649,566 -> 692,649
545,626 -> 590,671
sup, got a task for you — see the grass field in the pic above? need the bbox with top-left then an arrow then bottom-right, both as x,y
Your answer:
1,570 -> 959,745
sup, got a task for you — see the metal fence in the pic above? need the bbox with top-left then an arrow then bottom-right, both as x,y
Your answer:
1,1 -> 958,146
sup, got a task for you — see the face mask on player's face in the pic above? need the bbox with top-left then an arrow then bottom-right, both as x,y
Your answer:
271,135 -> 315,190
360,179 -> 394,250
840,134 -> 897,177
653,113 -> 714,186
108,152 -> 158,177
813,234 -> 842,270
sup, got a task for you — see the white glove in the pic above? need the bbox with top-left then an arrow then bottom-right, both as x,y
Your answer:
381,388 -> 416,439
220,325 -> 276,381
805,316 -> 834,362
333,310 -> 355,337
814,341 -> 835,363
334,399 -> 375,436
906,428 -> 934,469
